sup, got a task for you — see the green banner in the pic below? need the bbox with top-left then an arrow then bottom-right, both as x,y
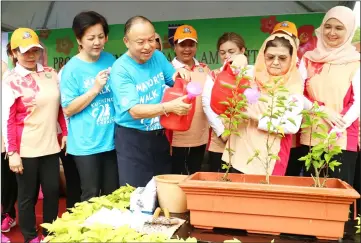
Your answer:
10,13 -> 324,70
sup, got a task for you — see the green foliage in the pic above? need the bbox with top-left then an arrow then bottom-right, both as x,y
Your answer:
298,102 -> 342,187
247,78 -> 298,184
356,215 -> 360,234
41,183 -> 277,242
41,184 -> 199,242
220,66 -> 251,181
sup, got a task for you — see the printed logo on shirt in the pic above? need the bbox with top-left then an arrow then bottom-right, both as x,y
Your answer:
140,117 -> 162,131
198,67 -> 204,73
45,73 -> 52,79
91,102 -> 114,125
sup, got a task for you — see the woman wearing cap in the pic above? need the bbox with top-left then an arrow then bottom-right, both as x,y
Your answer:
221,32 -> 304,175
1,46 -> 17,239
169,24 -> 210,174
1,58 -> 13,243
269,21 -> 310,176
202,32 -> 251,172
297,6 -> 360,187
2,28 -> 67,243
60,11 -> 119,202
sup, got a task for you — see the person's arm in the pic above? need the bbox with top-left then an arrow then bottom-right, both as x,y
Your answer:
109,64 -> 189,120
60,70 -> 99,117
201,75 -> 225,136
109,65 -> 165,120
57,107 -> 68,136
54,70 -> 67,135
340,68 -> 360,127
256,94 -> 304,134
2,77 -> 19,153
129,103 -> 172,120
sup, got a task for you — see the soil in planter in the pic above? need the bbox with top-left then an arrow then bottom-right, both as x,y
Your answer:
192,172 -> 349,190
219,176 -> 232,182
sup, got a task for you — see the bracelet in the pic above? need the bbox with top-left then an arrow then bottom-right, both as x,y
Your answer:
162,104 -> 169,117
7,151 -> 16,156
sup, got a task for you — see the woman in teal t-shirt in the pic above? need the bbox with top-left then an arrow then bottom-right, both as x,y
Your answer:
60,11 -> 119,202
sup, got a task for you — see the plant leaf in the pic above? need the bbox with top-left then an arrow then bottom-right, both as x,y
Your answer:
287,118 -> 296,126
223,130 -> 231,137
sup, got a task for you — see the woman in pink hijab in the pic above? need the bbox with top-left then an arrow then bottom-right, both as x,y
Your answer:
298,6 -> 360,187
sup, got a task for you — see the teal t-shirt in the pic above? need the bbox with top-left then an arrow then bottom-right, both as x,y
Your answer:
109,50 -> 175,131
60,52 -> 116,156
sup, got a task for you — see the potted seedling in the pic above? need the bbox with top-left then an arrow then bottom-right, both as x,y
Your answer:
218,66 -> 253,181
246,77 -> 298,184
298,101 -> 342,187
179,68 -> 360,240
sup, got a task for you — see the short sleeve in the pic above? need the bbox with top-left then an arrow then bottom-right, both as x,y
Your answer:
60,68 -> 80,108
109,65 -> 139,113
157,51 -> 175,87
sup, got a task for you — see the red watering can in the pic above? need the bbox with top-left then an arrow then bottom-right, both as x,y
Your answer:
210,61 -> 250,116
160,77 -> 202,131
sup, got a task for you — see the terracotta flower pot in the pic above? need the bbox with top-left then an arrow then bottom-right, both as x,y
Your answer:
179,172 -> 360,241
155,174 -> 189,213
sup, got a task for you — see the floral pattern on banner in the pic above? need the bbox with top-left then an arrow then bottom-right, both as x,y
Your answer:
56,37 -> 74,55
260,16 -> 279,34
298,25 -> 318,60
39,29 -> 51,40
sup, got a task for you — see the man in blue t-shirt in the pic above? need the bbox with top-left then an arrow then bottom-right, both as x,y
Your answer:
109,15 -> 191,187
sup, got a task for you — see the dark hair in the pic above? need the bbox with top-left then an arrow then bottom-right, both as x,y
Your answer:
72,11 -> 109,40
124,16 -> 153,36
264,36 -> 293,56
217,32 -> 246,51
6,43 -> 17,67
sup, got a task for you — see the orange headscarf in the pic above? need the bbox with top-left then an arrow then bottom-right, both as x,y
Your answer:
253,33 -> 303,95
303,6 -> 360,64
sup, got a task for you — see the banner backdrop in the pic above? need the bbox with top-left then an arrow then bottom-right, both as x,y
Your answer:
8,13 -> 324,70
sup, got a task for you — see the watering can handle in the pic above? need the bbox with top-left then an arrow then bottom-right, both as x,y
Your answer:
223,61 -> 235,75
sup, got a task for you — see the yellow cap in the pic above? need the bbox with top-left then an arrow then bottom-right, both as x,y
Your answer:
10,28 -> 43,53
174,25 -> 198,44
272,21 -> 298,38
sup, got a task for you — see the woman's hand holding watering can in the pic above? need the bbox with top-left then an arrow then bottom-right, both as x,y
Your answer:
173,68 -> 191,82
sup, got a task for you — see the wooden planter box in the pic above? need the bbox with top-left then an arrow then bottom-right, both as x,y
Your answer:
178,172 -> 360,241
